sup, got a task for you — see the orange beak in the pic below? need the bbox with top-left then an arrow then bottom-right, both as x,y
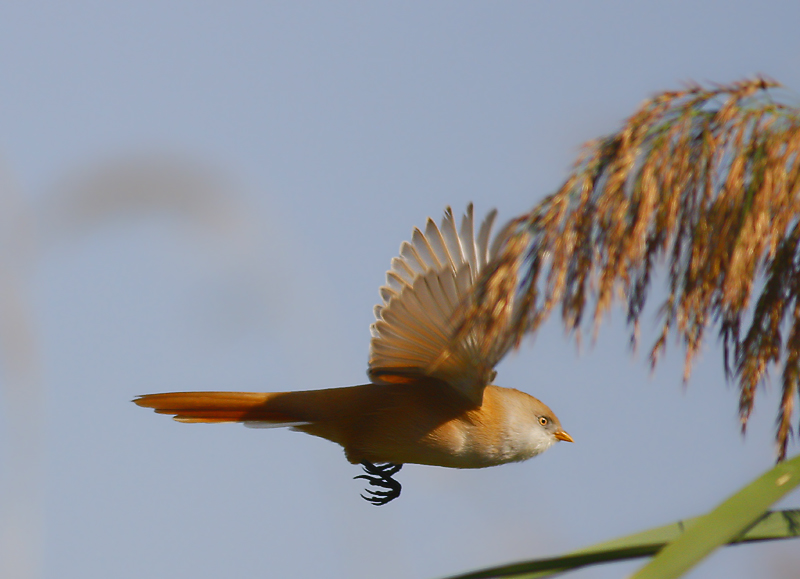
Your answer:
555,430 -> 574,443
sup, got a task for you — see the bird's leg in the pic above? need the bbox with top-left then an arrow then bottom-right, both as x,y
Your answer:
354,462 -> 403,506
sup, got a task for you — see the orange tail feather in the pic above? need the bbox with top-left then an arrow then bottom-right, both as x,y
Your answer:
133,391 -> 301,424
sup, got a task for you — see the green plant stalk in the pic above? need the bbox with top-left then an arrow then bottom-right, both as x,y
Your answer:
443,454 -> 800,579
631,453 -> 800,579
443,509 -> 799,579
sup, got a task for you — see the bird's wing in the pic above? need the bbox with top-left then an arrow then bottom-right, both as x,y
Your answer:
368,204 -> 510,405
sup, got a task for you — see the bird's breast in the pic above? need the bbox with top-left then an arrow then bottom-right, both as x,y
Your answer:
335,383 -> 548,469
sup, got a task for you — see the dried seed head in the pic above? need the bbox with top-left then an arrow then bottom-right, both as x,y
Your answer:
460,77 -> 800,460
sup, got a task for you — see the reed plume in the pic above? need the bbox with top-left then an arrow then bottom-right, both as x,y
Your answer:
458,77 -> 800,459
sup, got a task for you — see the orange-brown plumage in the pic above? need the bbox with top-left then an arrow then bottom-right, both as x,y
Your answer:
134,205 -> 571,503
134,381 -> 568,468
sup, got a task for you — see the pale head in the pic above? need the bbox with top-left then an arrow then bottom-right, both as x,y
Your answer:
498,387 -> 573,463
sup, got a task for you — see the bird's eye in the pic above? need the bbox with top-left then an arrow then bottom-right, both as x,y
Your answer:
538,416 -> 549,427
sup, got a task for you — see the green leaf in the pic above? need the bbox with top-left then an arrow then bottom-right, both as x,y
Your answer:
631,453 -> 800,579
441,457 -> 800,579
441,454 -> 800,579
441,509 -> 800,579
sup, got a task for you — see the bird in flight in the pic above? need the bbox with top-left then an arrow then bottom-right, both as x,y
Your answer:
134,205 -> 572,505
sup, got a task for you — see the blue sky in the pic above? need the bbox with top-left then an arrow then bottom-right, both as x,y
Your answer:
1,2 -> 799,578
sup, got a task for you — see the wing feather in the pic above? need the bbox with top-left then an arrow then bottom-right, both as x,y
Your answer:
390,257 -> 416,284
368,205 -> 511,404
424,218 -> 454,271
460,208 -> 478,275
476,209 -> 497,269
440,208 -> 467,269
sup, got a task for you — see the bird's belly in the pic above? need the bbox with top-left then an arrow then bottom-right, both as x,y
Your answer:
294,381 -> 535,469
344,414 -> 524,469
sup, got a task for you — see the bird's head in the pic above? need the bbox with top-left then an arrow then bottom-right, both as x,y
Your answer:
499,388 -> 573,460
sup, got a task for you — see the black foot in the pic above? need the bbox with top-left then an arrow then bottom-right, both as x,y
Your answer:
354,462 -> 403,506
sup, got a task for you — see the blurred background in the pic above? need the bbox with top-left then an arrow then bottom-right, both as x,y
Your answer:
1,2 -> 799,578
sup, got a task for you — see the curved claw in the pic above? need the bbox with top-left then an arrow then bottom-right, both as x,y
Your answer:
355,462 -> 403,506
361,495 -> 392,506
360,485 -> 400,506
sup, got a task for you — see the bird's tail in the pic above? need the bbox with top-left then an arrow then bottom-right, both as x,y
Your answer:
133,391 -> 306,426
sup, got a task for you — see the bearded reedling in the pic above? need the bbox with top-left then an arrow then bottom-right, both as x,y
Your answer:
134,205 -> 572,505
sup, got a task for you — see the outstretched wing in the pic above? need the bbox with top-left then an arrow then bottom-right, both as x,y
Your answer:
368,204 -> 510,405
